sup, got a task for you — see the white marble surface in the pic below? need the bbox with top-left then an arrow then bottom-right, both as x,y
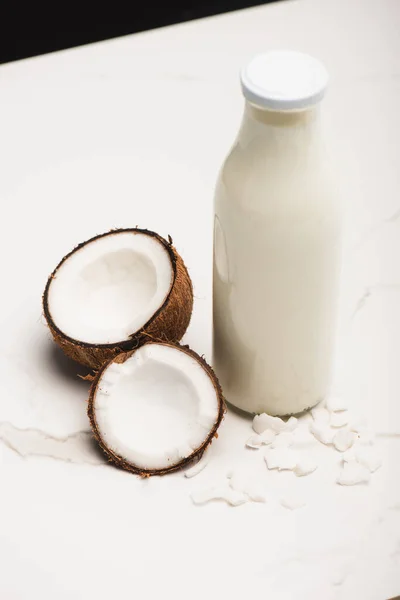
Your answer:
1,0 -> 400,598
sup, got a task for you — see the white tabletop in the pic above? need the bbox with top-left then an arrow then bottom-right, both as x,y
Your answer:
1,0 -> 399,598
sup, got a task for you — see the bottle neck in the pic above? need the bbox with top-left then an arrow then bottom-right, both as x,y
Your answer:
238,101 -> 323,149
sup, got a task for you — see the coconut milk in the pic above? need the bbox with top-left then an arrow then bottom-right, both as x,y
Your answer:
213,52 -> 342,415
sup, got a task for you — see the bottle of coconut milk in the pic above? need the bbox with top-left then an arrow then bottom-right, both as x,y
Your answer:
213,51 -> 342,416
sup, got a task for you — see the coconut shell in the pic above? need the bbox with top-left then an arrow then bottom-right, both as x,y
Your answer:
87,341 -> 226,476
43,228 -> 193,370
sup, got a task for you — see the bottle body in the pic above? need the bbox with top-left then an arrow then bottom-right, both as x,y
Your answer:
213,103 -> 342,415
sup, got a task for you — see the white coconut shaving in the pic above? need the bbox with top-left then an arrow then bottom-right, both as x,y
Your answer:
330,411 -> 349,428
252,413 -> 296,434
357,428 -> 376,446
260,429 -> 276,444
191,485 -> 248,506
184,449 -> 211,478
341,444 -> 381,473
246,434 -> 264,449
354,446 -> 382,473
252,414 -> 270,434
280,493 -> 306,510
349,417 -> 375,444
342,448 -> 356,463
284,416 -> 298,432
333,429 -> 358,452
337,460 -> 371,485
349,416 -> 368,433
294,457 -> 318,477
253,413 -> 283,434
270,431 -> 293,449
229,471 -> 267,503
309,422 -> 334,445
264,447 -> 297,471
188,388 -> 380,507
326,395 -> 347,412
310,404 -> 330,424
246,429 -> 275,449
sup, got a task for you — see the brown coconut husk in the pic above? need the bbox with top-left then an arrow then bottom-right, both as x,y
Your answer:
87,341 -> 226,476
43,229 -> 193,370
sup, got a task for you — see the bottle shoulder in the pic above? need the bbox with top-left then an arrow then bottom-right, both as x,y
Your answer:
215,143 -> 341,223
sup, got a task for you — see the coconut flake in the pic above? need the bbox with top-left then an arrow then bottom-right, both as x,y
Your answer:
309,422 -> 334,445
284,416 -> 298,432
253,414 -> 273,434
342,448 -> 356,463
280,493 -> 306,510
310,404 -> 330,424
333,429 -> 358,452
270,431 -> 293,449
326,395 -> 347,412
246,434 -> 263,449
260,429 -> 276,445
294,457 -> 318,477
229,472 -> 267,503
337,461 -> 371,485
191,485 -> 248,506
253,413 -> 287,434
264,448 -> 297,471
246,430 -> 275,449
354,446 -> 382,473
357,428 -> 376,446
184,450 -> 211,478
330,411 -> 349,428
349,417 -> 375,444
349,416 -> 368,433
245,489 -> 267,503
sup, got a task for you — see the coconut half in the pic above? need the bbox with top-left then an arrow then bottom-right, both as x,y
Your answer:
88,342 -> 225,475
43,229 -> 193,369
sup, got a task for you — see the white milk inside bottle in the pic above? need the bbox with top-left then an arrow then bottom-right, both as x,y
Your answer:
213,51 -> 342,415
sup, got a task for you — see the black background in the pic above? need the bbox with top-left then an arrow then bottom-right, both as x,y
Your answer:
0,1 -> 276,64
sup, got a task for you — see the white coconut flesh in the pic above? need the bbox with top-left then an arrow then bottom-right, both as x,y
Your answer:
92,344 -> 220,470
47,232 -> 174,344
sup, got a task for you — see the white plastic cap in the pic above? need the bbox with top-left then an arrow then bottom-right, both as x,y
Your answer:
240,50 -> 329,111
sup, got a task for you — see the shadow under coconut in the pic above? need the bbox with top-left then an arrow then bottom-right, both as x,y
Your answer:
45,342 -> 93,384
